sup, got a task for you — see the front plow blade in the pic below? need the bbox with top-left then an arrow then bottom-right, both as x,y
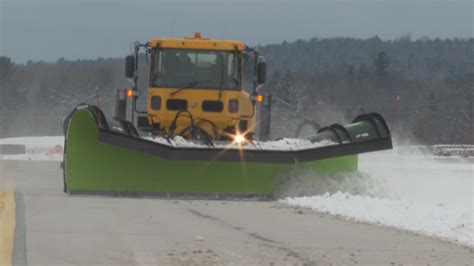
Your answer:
63,105 -> 392,199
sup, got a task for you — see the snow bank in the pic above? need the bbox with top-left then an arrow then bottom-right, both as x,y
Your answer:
0,136 -> 63,149
281,149 -> 474,247
283,192 -> 472,247
0,136 -> 64,161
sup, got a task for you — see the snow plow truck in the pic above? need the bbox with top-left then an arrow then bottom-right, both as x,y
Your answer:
62,33 -> 392,199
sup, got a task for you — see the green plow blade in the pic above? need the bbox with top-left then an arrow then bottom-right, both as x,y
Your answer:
63,105 -> 391,199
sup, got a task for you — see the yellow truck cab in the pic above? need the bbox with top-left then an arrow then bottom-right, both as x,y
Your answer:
124,33 -> 267,142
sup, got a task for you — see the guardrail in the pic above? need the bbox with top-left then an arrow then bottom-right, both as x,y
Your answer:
431,145 -> 474,157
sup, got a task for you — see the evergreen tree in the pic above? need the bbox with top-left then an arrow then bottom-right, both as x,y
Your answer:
373,51 -> 390,77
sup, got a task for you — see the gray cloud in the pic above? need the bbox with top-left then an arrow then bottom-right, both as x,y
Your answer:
1,0 -> 472,62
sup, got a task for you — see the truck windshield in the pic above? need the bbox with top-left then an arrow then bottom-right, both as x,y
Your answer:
151,49 -> 241,90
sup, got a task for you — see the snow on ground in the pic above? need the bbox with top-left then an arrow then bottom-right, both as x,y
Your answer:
281,148 -> 473,247
284,192 -> 472,247
0,136 -> 64,161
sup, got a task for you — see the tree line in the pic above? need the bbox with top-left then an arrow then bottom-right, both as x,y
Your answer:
0,36 -> 472,144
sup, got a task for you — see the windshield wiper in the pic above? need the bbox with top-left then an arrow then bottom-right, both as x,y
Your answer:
170,80 -> 211,96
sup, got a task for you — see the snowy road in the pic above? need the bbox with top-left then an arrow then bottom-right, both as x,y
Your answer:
0,137 -> 473,264
0,160 -> 472,265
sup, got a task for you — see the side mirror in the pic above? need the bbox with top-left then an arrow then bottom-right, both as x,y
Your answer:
257,56 -> 266,85
125,55 -> 135,78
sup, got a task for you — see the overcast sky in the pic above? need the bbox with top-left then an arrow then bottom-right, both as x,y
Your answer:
1,0 -> 472,63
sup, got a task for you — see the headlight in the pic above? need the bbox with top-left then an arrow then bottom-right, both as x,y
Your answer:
234,134 -> 245,144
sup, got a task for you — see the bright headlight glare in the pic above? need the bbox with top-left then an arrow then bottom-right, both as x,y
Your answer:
234,134 -> 245,144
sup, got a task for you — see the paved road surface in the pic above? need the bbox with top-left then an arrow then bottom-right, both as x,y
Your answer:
0,161 -> 472,265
